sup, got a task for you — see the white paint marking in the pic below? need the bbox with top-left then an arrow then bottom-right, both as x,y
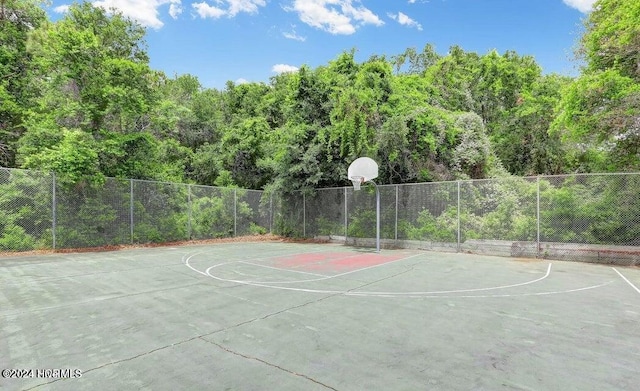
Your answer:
184,249 -> 610,299
612,267 -> 640,295
203,264 -> 613,298
206,255 -> 551,293
353,263 -> 552,295
239,261 -> 328,277
205,253 -> 425,285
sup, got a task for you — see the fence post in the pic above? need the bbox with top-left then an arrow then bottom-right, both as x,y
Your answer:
344,187 -> 348,240
457,181 -> 461,252
130,179 -> 134,244
187,184 -> 192,240
395,185 -> 399,241
52,172 -> 56,250
269,193 -> 273,234
537,176 -> 541,258
233,188 -> 237,237
303,192 -> 306,237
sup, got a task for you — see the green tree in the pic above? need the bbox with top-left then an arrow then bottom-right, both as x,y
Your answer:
20,128 -> 103,185
0,0 -> 46,166
18,2 -> 175,181
493,74 -> 570,175
580,0 -> 640,80
391,44 -> 440,75
26,1 -> 153,133
553,0 -> 640,172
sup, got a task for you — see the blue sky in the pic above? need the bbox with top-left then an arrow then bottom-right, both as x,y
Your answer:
48,0 -> 596,90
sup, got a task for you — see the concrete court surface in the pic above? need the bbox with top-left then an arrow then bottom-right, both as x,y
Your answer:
1,241 -> 639,391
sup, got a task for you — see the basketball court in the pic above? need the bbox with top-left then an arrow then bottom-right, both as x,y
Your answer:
1,241 -> 639,390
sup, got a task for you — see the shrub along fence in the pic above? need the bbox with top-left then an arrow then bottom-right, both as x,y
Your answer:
1,167 -> 639,265
279,173 -> 640,265
0,168 -> 271,250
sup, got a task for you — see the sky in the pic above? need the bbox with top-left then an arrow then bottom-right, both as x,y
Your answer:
47,0 -> 598,90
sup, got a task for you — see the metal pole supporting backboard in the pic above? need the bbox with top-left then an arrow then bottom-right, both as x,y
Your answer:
303,192 -> 306,237
52,172 -> 56,250
537,176 -> 541,258
374,182 -> 380,253
233,188 -> 237,237
457,181 -> 461,252
130,179 -> 134,244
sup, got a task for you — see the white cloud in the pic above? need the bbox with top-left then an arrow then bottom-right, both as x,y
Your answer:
192,1 -> 225,18
283,25 -> 306,41
92,0 -> 177,29
193,0 -> 266,19
272,64 -> 299,74
562,0 -> 595,13
287,0 -> 384,35
169,1 -> 182,19
388,11 -> 422,31
226,0 -> 266,17
236,78 -> 250,84
53,4 -> 70,13
86,0 -> 265,28
283,31 -> 306,41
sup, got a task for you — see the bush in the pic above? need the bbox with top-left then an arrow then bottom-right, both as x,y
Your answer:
0,225 -> 37,251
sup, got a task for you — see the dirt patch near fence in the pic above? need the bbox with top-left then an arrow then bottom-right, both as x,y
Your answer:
0,234 -> 331,258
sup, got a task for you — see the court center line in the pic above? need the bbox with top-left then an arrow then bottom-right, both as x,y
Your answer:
612,267 -> 640,295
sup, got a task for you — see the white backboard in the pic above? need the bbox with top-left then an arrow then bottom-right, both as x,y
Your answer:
348,157 -> 378,182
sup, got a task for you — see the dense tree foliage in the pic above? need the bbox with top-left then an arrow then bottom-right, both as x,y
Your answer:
1,0 -> 639,194
553,0 -> 640,172
0,0 -> 46,166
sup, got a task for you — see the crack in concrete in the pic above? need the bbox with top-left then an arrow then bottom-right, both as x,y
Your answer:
0,281 -> 208,317
201,338 -> 339,390
23,264 -> 413,390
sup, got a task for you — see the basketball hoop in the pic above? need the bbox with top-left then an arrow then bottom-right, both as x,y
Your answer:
350,176 -> 364,191
347,157 -> 380,252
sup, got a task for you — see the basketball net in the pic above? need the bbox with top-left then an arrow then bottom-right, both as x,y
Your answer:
350,176 -> 364,191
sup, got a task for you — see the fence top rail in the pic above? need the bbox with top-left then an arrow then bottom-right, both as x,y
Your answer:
4,166 -> 640,193
309,172 -> 640,191
1,166 -> 54,176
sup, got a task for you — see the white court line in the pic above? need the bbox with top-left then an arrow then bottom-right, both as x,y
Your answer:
183,248 -> 325,276
356,263 -> 553,295
202,264 -> 613,299
612,268 -> 640,295
183,246 -> 356,277
185,249 -> 611,299
203,252 -> 425,285
346,281 -> 615,299
203,262 -> 552,295
184,251 -> 209,276
239,261 -> 328,277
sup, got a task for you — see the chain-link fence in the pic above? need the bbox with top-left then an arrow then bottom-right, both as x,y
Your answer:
1,167 -> 639,264
0,168 -> 275,251
300,174 -> 640,265
0,168 -> 53,251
